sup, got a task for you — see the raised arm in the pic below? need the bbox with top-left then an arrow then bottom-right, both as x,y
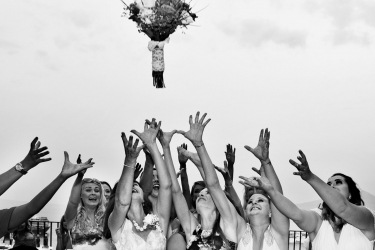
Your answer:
239,167 -> 320,234
177,112 -> 238,234
131,119 -> 172,235
64,172 -> 85,229
290,150 -> 375,232
108,133 -> 144,241
177,147 -> 206,180
9,152 -> 94,231
139,148 -> 154,198
225,144 -> 235,181
214,161 -> 244,218
245,128 -> 289,236
177,144 -> 193,209
0,138 -> 51,196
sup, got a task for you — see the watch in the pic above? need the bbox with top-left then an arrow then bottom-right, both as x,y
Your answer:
15,163 -> 28,175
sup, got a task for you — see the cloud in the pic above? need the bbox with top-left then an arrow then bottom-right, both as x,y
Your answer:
35,50 -> 59,71
220,19 -> 307,48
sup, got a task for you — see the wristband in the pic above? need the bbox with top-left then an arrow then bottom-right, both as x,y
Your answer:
262,160 -> 272,166
124,164 -> 135,169
194,142 -> 204,148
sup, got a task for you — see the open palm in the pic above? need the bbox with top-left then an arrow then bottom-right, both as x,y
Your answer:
60,152 -> 94,179
245,128 -> 270,163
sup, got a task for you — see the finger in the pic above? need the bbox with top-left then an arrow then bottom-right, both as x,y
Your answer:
38,158 -> 52,163
83,158 -> 93,164
35,141 -> 41,150
199,113 -> 207,124
202,118 -> 211,127
252,167 -> 261,175
30,137 -> 38,149
244,145 -> 254,153
259,129 -> 264,142
133,138 -> 139,150
64,151 -> 70,162
238,176 -> 251,181
189,115 -> 193,125
289,159 -> 300,169
299,150 -> 308,164
265,128 -> 269,141
195,111 -> 200,123
121,132 -> 128,148
226,144 -> 229,153
144,120 -> 150,130
234,148 -> 236,154
238,181 -> 253,188
130,130 -> 141,139
156,121 -> 162,131
293,172 -> 301,176
34,146 -> 48,154
297,156 -> 303,164
36,151 -> 50,158
128,135 -> 133,148
183,143 -> 187,149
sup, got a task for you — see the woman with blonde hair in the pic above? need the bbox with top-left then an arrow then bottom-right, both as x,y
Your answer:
64,158 -> 110,250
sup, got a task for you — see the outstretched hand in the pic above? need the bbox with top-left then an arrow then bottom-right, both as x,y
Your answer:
177,143 -> 189,165
60,152 -> 94,179
289,150 -> 313,181
239,166 -> 273,193
131,118 -> 161,146
225,144 -> 236,165
177,112 -> 211,147
134,163 -> 143,180
121,132 -> 145,164
177,146 -> 202,169
244,129 -> 270,164
22,137 -> 52,171
157,129 -> 177,148
76,154 -> 87,176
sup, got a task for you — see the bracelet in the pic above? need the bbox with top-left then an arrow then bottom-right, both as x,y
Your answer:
124,164 -> 135,169
194,142 -> 204,148
262,160 -> 272,166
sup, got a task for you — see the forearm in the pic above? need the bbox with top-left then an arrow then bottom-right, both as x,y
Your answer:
64,174 -> 84,222
0,166 -> 23,196
227,162 -> 234,181
307,174 -> 348,215
150,144 -> 171,189
196,146 -> 219,188
263,161 -> 283,194
179,164 -> 192,209
225,182 -> 244,218
9,174 -> 67,230
140,157 -> 154,196
116,159 -> 136,207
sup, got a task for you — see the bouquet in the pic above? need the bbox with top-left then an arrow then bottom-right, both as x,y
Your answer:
122,0 -> 197,88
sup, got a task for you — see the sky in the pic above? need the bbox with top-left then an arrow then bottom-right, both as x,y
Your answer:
0,0 -> 375,221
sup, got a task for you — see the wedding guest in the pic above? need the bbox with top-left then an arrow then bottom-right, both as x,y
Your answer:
107,125 -> 171,250
56,215 -> 73,250
9,220 -> 37,250
238,128 -> 290,250
64,165 -> 110,249
0,138 -> 94,238
101,182 -> 112,203
165,112 -> 238,250
242,150 -> 375,249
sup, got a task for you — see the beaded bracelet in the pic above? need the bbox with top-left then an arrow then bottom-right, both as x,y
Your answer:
124,164 -> 135,169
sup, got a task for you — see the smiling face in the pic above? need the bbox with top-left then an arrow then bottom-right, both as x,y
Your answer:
151,170 -> 159,198
245,194 -> 270,218
102,183 -> 111,201
196,188 -> 216,213
81,183 -> 101,208
132,182 -> 144,202
327,175 -> 350,199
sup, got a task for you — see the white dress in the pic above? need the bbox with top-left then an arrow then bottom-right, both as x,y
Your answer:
311,207 -> 375,250
237,223 -> 281,250
113,218 -> 166,250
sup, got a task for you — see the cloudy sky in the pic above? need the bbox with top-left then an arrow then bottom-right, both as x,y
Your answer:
1,0 -> 375,219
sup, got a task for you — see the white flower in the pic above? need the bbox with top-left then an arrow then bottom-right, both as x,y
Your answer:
144,214 -> 154,225
181,10 -> 194,25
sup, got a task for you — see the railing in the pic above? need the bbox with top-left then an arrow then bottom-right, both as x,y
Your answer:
3,221 -> 310,250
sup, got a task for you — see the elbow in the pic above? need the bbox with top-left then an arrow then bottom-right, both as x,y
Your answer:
206,179 -> 220,189
115,198 -> 130,210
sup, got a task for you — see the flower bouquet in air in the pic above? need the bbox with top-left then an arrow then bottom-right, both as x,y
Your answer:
122,0 -> 197,88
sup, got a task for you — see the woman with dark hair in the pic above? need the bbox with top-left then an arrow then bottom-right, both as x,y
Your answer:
164,112 -> 239,250
100,181 -> 112,204
242,150 -> 375,249
107,121 -> 172,250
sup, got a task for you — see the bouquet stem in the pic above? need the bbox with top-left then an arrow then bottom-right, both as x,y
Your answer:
149,38 -> 169,89
152,71 -> 165,88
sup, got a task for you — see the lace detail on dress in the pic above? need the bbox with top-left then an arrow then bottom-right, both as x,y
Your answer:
240,223 -> 274,247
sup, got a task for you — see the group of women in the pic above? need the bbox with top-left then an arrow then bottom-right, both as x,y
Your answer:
58,112 -> 375,250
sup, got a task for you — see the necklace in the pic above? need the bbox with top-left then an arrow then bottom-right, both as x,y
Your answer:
132,214 -> 162,232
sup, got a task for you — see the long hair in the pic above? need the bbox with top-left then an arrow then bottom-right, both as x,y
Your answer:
72,178 -> 106,235
321,173 -> 364,231
103,181 -> 153,239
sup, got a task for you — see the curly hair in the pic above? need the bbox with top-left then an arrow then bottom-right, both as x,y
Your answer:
72,178 -> 106,235
321,173 -> 364,231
